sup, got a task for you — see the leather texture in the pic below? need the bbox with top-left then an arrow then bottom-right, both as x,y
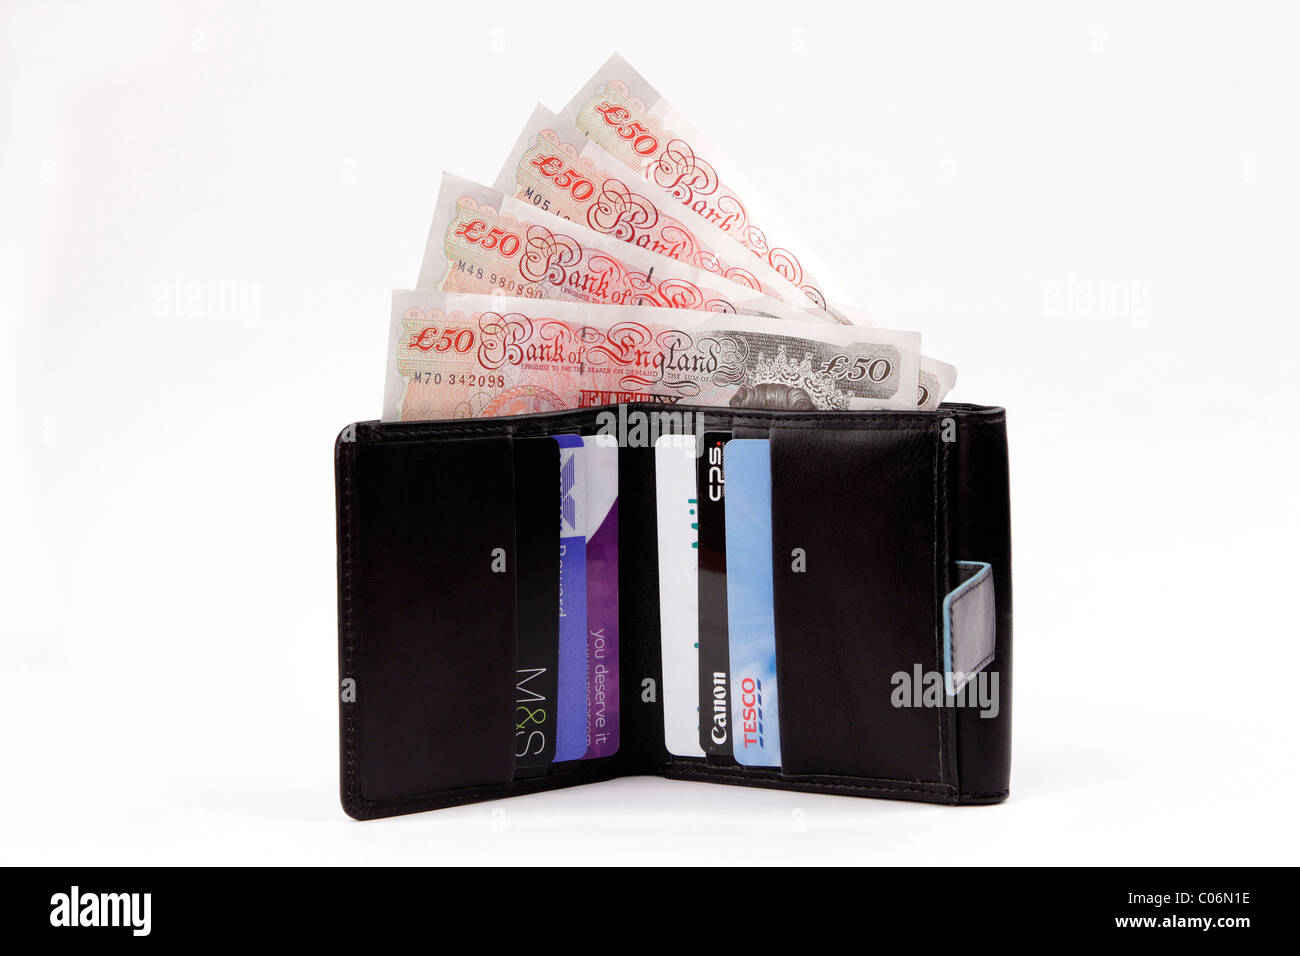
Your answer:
335,403 -> 1013,819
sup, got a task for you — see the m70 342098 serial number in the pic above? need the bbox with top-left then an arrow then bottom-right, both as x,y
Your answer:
407,371 -> 506,388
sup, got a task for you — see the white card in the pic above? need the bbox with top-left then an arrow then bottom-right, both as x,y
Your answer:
655,434 -> 704,757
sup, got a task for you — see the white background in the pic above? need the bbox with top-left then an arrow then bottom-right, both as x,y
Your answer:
3,0 -> 1297,865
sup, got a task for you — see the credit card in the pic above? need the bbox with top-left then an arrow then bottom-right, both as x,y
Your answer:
655,433 -> 704,757
723,439 -> 781,768
582,436 -> 619,758
696,430 -> 733,758
553,434 -> 588,762
513,437 -> 561,774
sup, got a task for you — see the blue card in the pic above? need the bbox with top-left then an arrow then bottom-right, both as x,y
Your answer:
723,439 -> 781,768
553,434 -> 588,762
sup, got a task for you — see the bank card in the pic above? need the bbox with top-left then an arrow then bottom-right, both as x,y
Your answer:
655,433 -> 704,757
696,431 -> 733,757
582,436 -> 619,758
723,439 -> 781,768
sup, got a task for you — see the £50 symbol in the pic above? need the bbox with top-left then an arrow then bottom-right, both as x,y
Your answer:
531,154 -> 596,201
593,101 -> 660,156
822,353 -> 891,383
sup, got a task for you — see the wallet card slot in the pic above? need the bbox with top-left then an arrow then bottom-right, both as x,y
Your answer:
341,434 -> 518,811
511,437 -> 562,777
615,440 -> 667,774
768,424 -> 945,783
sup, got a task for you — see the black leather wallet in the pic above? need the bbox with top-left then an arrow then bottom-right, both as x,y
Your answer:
335,403 -> 1012,819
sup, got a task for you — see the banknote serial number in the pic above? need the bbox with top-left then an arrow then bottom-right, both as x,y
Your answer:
453,261 -> 543,297
407,371 -> 506,388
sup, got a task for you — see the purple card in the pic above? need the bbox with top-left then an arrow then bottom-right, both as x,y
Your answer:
582,436 -> 619,758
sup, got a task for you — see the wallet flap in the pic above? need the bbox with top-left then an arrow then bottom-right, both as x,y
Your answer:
338,432 -> 519,814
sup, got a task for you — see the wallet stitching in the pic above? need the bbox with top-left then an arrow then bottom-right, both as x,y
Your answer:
354,407 -> 1005,446
967,648 -> 996,676
939,427 -> 963,794
665,765 -> 956,797
341,441 -> 358,812
933,427 -> 944,786
349,766 -> 613,815
349,767 -> 981,818
933,427 -> 947,788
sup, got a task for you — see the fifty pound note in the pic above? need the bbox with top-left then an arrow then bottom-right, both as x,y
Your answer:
383,290 -> 921,421
419,172 -> 813,322
495,105 -> 819,316
561,54 -> 857,317
918,356 -> 957,410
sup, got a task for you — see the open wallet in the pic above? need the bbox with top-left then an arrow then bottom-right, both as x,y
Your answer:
334,402 -> 1012,819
